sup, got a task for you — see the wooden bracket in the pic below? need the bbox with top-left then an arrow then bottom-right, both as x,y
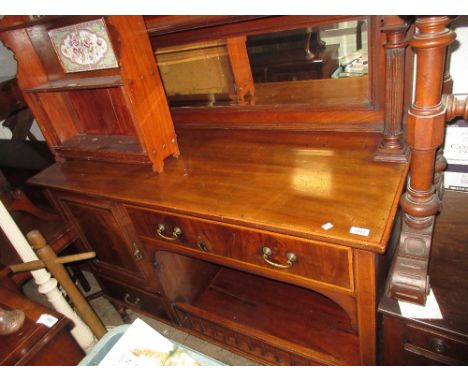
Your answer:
386,218 -> 434,305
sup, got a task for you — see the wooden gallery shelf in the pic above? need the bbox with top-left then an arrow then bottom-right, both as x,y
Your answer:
23,76 -> 149,163
0,16 -> 179,172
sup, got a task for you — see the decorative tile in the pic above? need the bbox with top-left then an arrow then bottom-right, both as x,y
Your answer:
48,18 -> 118,73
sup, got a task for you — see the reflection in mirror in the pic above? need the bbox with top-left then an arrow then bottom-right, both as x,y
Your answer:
154,18 -> 369,108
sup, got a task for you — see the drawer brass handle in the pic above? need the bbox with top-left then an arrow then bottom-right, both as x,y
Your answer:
157,224 -> 182,241
124,293 -> 141,307
431,338 -> 447,354
262,247 -> 297,269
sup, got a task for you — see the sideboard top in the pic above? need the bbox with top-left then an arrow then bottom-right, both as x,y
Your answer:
29,129 -> 408,253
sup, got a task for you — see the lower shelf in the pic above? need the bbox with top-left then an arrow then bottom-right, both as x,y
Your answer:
174,268 -> 360,365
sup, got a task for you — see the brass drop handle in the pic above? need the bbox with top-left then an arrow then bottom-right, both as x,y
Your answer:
124,293 -> 141,307
431,338 -> 447,354
262,247 -> 297,269
157,223 -> 182,241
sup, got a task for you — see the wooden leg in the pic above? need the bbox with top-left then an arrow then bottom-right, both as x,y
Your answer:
354,249 -> 377,365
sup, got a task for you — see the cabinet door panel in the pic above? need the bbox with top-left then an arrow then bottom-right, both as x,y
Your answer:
54,193 -> 160,292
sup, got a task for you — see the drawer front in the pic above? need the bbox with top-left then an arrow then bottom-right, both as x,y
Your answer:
126,205 -> 353,291
405,324 -> 468,365
96,275 -> 172,322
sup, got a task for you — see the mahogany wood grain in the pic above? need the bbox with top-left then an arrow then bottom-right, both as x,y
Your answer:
226,36 -> 255,104
24,75 -> 123,93
144,16 -> 268,37
0,16 -> 179,172
147,16 -> 361,49
175,302 -> 328,365
153,250 -> 220,303
173,108 -> 385,131
52,192 -> 161,294
64,88 -> 136,136
29,130 -> 408,255
143,236 -> 359,330
354,249 -> 377,365
174,266 -> 360,365
0,28 -> 62,155
374,16 -> 410,162
107,16 -> 179,172
401,16 -> 455,228
388,16 -> 457,305
127,205 -> 354,292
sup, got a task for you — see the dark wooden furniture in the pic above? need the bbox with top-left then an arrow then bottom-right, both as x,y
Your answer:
379,191 -> 468,365
0,286 -> 85,365
1,15 -> 464,366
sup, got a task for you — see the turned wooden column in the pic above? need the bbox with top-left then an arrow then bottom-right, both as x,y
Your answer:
374,16 -> 410,162
400,16 -> 455,229
386,16 -> 455,305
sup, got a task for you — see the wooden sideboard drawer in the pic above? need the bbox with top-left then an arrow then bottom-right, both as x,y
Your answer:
96,274 -> 172,322
125,205 -> 353,291
405,324 -> 468,365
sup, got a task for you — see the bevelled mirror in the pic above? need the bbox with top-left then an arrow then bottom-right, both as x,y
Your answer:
154,17 -> 369,108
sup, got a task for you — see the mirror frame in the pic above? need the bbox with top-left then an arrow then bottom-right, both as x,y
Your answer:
145,15 -> 385,131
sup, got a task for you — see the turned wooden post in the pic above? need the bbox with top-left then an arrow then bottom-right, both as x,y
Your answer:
400,16 -> 455,229
374,16 -> 410,162
386,16 -> 455,305
26,230 -> 107,340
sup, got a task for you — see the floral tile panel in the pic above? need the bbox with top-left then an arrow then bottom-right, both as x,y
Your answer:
48,18 -> 119,73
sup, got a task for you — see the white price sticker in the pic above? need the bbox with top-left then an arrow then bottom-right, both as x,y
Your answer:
349,226 -> 370,237
321,222 -> 334,230
36,314 -> 58,328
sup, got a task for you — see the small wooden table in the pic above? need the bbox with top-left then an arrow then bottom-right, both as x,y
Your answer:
0,287 -> 84,365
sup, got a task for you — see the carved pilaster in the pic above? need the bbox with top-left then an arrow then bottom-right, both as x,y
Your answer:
387,16 -> 456,305
374,17 -> 410,163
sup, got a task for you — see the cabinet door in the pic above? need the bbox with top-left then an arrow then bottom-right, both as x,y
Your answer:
53,192 -> 160,293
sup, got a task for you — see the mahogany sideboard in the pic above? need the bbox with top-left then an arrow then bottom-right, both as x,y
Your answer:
28,129 -> 408,365
1,15 -> 465,366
